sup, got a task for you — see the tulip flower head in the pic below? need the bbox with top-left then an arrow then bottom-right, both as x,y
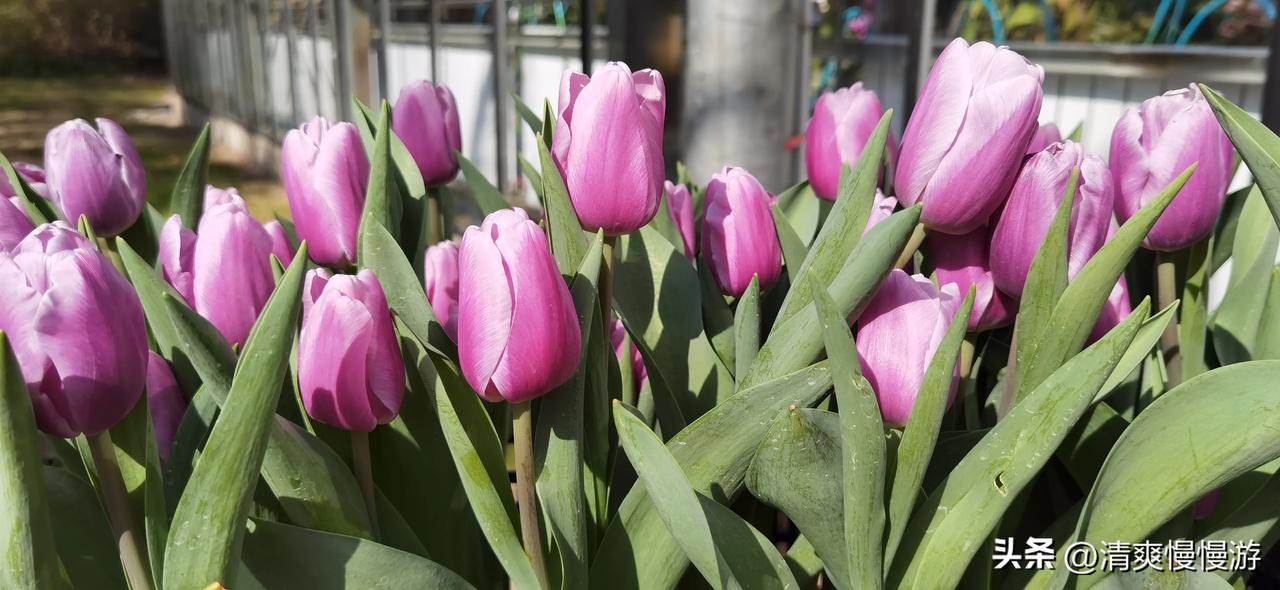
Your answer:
44,118 -> 147,237
665,181 -> 696,259
146,351 -> 187,464
0,222 -> 147,437
805,82 -> 898,200
458,209 -> 580,403
299,269 -> 405,432
553,62 -> 665,235
856,269 -> 962,427
989,141 -> 1114,297
1026,123 -> 1062,156
927,229 -> 1017,332
0,162 -> 49,200
423,240 -> 461,340
894,38 -> 1044,234
281,116 -> 370,267
701,166 -> 783,297
393,80 -> 462,186
1110,84 -> 1234,251
0,197 -> 34,252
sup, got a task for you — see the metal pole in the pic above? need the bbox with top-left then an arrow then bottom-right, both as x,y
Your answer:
902,0 -> 937,121
1264,24 -> 1280,129
580,0 -> 594,74
285,0 -> 301,126
493,0 -> 510,192
376,0 -> 391,102
334,0 -> 355,118
429,0 -> 440,81
310,0 -> 323,118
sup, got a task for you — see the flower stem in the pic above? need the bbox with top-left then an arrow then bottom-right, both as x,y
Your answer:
427,188 -> 442,244
1156,253 -> 1182,388
601,235 -> 617,319
960,334 -> 980,430
512,401 -> 549,589
351,430 -> 379,538
87,431 -> 154,590
895,223 -> 926,269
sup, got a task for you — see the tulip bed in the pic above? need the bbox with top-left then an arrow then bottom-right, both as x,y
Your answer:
3,38 -> 1280,589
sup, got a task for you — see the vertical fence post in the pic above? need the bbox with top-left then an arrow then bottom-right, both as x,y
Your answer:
429,0 -> 440,81
311,0 -> 324,118
580,0 -> 595,74
376,0 -> 391,102
493,0 -> 510,192
334,0 -> 355,118
285,0 -> 301,126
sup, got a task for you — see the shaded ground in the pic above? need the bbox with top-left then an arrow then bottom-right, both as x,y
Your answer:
0,75 -> 286,221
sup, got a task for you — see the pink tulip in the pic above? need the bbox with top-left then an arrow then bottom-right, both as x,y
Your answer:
1087,275 -> 1133,344
299,269 -> 405,431
146,351 -> 187,464
263,220 -> 295,265
1111,84 -> 1234,251
989,141 -> 1114,297
927,229 -> 1017,332
158,187 -> 279,347
281,117 -> 370,267
0,197 -> 34,252
856,269 -> 962,427
610,319 -> 648,391
0,222 -> 147,437
665,181 -> 696,259
458,209 -> 580,403
0,162 -> 49,200
700,167 -> 782,297
553,62 -> 665,235
805,82 -> 898,200
423,240 -> 460,340
894,38 -> 1044,234
44,118 -> 147,237
393,80 -> 462,186
1026,123 -> 1062,155
866,189 -> 897,233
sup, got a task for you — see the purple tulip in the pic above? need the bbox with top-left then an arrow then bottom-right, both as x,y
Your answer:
1111,84 -> 1234,251
0,197 -> 34,252
894,38 -> 1044,234
665,181 -> 696,259
458,209 -> 580,403
282,117 -> 370,267
701,167 -> 783,297
610,319 -> 648,391
393,80 -> 462,186
158,187 -> 279,347
553,62 -> 665,235
146,351 -> 187,465
805,82 -> 899,200
1026,123 -> 1062,156
423,240 -> 460,340
989,141 -> 1114,297
44,118 -> 147,237
866,189 -> 897,233
856,269 -> 962,427
0,162 -> 49,200
928,229 -> 1017,332
263,220 -> 295,265
0,222 -> 146,437
299,269 -> 405,432
1088,275 -> 1132,344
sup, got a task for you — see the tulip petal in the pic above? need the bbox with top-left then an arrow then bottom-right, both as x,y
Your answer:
351,270 -> 403,423
0,196 -> 35,252
299,290 -> 377,431
458,226 -> 514,402
192,203 -> 276,346
158,214 -> 197,306
895,38 -> 973,208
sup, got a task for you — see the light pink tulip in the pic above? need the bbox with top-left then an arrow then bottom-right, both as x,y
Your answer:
146,351 -> 187,464
665,181 -> 696,259
1026,123 -> 1062,155
393,80 -> 462,186
805,82 -> 899,200
423,240 -> 461,340
0,162 -> 49,200
281,117 -> 370,267
928,229 -> 1017,332
0,197 -> 35,252
700,167 -> 782,297
44,118 -> 147,237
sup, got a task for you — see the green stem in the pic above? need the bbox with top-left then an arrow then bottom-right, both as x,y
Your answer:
601,235 -> 617,320
1156,253 -> 1182,388
427,189 -> 442,245
351,430 -> 379,538
87,431 -> 154,590
960,334 -> 980,430
513,401 -> 549,589
895,223 -> 926,269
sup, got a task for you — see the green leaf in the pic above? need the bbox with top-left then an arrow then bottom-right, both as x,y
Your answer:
142,397 -> 168,586
1094,302 -> 1179,400
358,101 -> 403,265
0,150 -> 59,223
519,155 -> 544,202
43,466 -> 124,589
778,183 -> 823,247
1195,461 -> 1280,586
117,203 -> 166,265
1051,360 -> 1280,589
240,519 -> 474,589
772,204 -> 810,284
734,276 -> 762,387
361,222 -> 454,358
888,299 -> 1149,590
514,92 -> 545,136
883,287 -> 975,569
1211,186 -> 1278,364
163,244 -> 306,589
1201,84 -> 1280,229
457,152 -> 508,215
589,361 -> 834,589
613,402 -> 798,589
354,98 -> 431,258
536,117 -> 588,273
698,263 -> 736,376
775,111 -> 892,326
170,123 -> 211,226
106,390 -> 159,583
1180,238 -> 1212,380
261,417 -> 373,535
648,186 -> 686,257
742,205 -> 921,388
0,332 -> 61,589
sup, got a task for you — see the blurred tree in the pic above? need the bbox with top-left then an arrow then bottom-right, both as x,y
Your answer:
0,0 -> 163,74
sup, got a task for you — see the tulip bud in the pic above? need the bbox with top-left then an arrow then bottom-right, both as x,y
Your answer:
0,197 -> 35,252
0,222 -> 147,436
665,181 -> 696,259
927,229 -> 1017,332
894,38 -> 1044,234
146,351 -> 187,465
989,141 -> 1114,297
282,117 -> 370,267
1026,123 -> 1062,156
423,240 -> 460,340
0,162 -> 49,200
263,220 -> 295,265
299,269 -> 405,431
1111,84 -> 1233,251
805,82 -> 898,200
393,80 -> 462,186
553,62 -> 665,235
458,209 -> 580,403
44,118 -> 147,237
856,269 -> 961,427
610,319 -> 647,391
700,167 -> 783,297
158,187 -> 280,347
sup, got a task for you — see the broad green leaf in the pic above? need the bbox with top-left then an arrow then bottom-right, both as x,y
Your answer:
117,203 -> 166,265
589,361 -> 833,589
1180,239 -> 1212,380
742,205 -> 920,388
354,98 -> 431,257
169,123 -> 211,226
1212,186 -> 1278,365
358,101 -> 403,265
734,276 -> 761,386
164,244 -> 307,589
613,402 -> 798,589
142,397 -> 168,586
536,108 -> 589,273
457,152 -> 508,215
1094,301 -> 1179,400
582,303 -> 614,538
776,111 -> 892,326
361,222 -> 454,357
534,231 -> 604,590
1201,84 -> 1280,229
44,466 -> 123,589
1254,268 -> 1280,360
772,204 -> 810,283
0,150 -> 59,223
519,155 -> 544,202
0,333 -> 60,589
883,287 -> 975,569
784,535 -> 825,588
240,519 -> 474,589
888,300 -> 1149,590
698,263 -> 736,376
106,390 -> 160,583
1196,462 -> 1280,586
514,92 -> 545,136
648,186 -> 686,257
1092,570 -> 1233,590
1050,360 -> 1280,589
1067,121 -> 1084,143
261,417 -> 373,535
779,183 -> 823,247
